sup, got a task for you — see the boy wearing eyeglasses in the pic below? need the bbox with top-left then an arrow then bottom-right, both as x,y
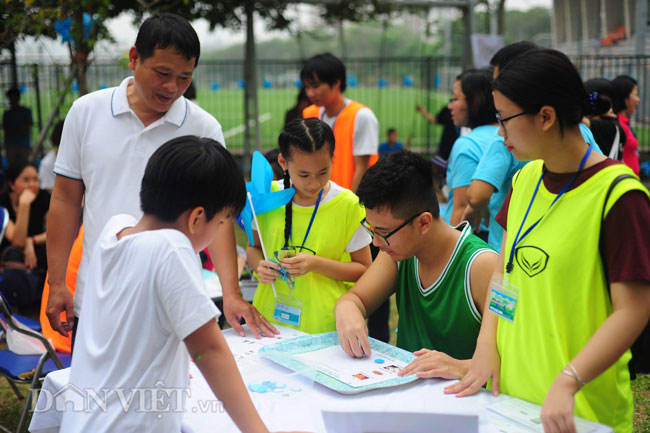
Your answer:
335,150 -> 497,380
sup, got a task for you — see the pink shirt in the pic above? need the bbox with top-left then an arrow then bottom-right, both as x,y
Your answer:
618,113 -> 640,175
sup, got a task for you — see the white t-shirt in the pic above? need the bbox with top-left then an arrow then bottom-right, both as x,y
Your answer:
319,99 -> 379,156
254,180 -> 371,253
61,214 -> 219,433
54,77 -> 225,315
38,149 -> 57,190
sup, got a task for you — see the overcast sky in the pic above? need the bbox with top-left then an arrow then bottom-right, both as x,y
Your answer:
15,0 -> 552,61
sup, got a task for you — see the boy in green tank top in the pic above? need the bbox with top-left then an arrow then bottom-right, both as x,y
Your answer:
335,150 -> 497,380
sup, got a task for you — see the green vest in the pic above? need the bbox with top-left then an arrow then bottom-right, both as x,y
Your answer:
253,182 -> 367,333
500,160 -> 648,433
396,222 -> 495,359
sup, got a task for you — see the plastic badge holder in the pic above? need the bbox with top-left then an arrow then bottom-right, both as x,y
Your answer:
259,331 -> 418,394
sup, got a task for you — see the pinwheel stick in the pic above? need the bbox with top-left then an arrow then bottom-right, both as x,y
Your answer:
247,192 -> 278,298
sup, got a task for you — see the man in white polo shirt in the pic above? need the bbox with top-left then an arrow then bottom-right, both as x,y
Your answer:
46,13 -> 278,344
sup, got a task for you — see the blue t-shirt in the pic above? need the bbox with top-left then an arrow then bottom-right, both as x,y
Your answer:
443,125 -> 498,224
470,123 -> 603,250
378,140 -> 403,156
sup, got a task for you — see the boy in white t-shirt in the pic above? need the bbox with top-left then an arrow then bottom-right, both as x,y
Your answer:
61,136 -> 289,433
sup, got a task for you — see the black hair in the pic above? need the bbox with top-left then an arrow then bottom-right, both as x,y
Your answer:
134,13 -> 200,67
300,53 -> 347,93
387,128 -> 396,135
583,78 -> 614,115
458,69 -> 497,128
297,86 -> 308,104
489,41 -> 538,69
264,148 -> 283,180
611,75 -> 638,114
140,136 -> 245,223
51,120 -> 64,148
277,118 -> 335,247
5,87 -> 19,98
7,162 -> 37,184
357,150 -> 440,221
494,48 -> 610,136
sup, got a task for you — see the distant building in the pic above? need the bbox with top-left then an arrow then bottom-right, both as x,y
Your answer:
552,0 -> 649,55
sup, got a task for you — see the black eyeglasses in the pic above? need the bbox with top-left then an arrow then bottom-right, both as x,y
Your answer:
496,111 -> 527,134
360,212 -> 425,247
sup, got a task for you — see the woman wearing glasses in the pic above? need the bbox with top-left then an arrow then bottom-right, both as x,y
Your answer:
248,118 -> 372,334
447,49 -> 650,433
443,68 -> 498,240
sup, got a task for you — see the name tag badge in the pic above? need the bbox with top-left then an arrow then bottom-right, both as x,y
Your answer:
488,273 -> 520,323
273,293 -> 303,327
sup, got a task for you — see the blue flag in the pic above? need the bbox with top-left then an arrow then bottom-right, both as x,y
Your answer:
238,152 -> 294,246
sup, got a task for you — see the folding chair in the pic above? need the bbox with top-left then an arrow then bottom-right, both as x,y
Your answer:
0,293 -> 71,433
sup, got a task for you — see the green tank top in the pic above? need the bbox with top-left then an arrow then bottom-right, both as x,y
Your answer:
395,222 -> 495,359
501,160 -> 648,433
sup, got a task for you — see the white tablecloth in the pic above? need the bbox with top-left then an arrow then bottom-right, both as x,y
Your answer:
29,325 -> 613,433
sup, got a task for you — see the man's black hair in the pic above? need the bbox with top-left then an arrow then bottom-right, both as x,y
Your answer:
490,41 -> 538,70
134,13 -> 201,67
5,87 -> 20,98
357,150 -> 440,221
387,128 -> 397,135
140,136 -> 245,223
300,53 -> 347,93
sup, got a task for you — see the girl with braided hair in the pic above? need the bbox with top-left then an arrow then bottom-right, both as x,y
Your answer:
247,118 -> 372,333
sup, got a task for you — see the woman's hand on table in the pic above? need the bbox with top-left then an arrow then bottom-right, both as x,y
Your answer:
540,373 -> 579,433
444,339 -> 501,397
398,349 -> 469,380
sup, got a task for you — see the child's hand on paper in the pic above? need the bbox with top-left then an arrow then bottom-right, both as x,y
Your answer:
335,301 -> 371,358
444,338 -> 501,397
256,259 -> 283,284
281,253 -> 318,277
398,349 -> 469,380
540,373 -> 579,433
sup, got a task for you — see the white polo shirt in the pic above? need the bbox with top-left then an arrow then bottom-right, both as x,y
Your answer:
55,77 -> 225,315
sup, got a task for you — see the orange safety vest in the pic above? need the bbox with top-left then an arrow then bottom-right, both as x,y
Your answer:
303,101 -> 378,190
39,226 -> 83,353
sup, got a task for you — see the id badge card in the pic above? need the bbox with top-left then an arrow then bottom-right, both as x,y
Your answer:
488,273 -> 520,323
274,292 -> 303,327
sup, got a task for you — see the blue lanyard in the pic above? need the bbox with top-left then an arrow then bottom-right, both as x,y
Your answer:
292,188 -> 323,252
506,147 -> 592,274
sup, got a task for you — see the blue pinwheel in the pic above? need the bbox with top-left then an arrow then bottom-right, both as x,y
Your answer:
238,151 -> 294,247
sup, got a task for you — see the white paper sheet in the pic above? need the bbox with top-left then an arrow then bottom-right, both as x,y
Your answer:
291,345 -> 408,388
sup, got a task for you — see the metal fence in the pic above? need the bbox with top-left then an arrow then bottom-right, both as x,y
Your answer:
1,54 -> 649,158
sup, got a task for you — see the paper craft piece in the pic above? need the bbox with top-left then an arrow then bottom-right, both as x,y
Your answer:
227,327 -> 306,362
259,331 -> 418,394
292,345 -> 408,388
486,397 -> 612,433
238,151 -> 295,246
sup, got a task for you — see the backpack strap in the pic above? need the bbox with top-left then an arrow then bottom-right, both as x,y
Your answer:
600,174 -> 636,223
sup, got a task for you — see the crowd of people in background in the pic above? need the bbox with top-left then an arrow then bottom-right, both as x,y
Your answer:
1,13 -> 649,433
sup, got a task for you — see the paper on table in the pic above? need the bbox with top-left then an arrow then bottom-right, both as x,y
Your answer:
485,398 -> 611,433
226,326 -> 306,362
291,345 -> 408,388
322,410 -> 478,433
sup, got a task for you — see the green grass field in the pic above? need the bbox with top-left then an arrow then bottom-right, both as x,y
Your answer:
26,86 -> 453,154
